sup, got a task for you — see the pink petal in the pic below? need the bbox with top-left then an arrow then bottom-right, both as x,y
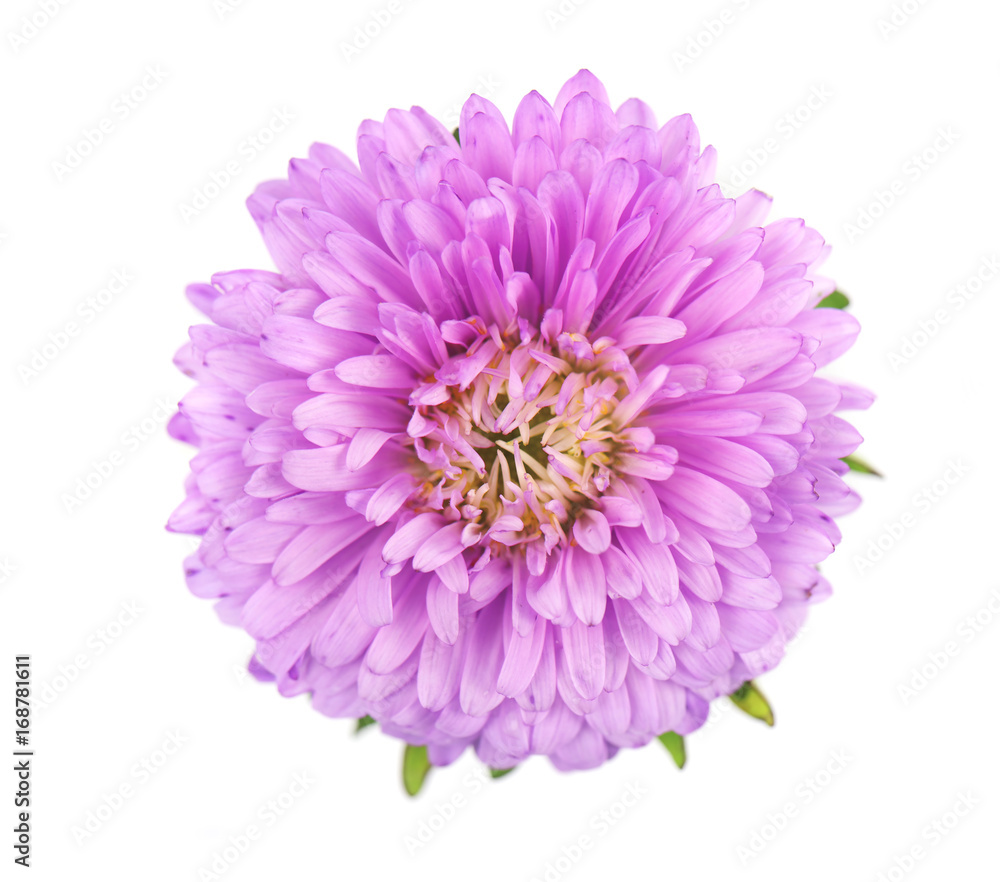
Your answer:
565,546 -> 607,626
497,616 -> 547,697
573,509 -> 612,554
562,618 -> 607,701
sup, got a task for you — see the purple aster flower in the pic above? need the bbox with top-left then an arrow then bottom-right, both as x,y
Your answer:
168,70 -> 871,777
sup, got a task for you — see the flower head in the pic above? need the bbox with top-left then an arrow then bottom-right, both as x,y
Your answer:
168,70 -> 870,773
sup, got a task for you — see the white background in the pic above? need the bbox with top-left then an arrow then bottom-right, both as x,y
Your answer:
1,0 -> 997,879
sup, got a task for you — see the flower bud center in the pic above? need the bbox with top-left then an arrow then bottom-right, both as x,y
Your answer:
406,326 -> 651,553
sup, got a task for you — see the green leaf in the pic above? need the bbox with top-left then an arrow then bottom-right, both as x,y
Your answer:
657,731 -> 686,769
354,714 -> 376,733
489,766 -> 516,779
729,680 -> 774,726
452,126 -> 460,145
842,454 -> 882,477
403,744 -> 432,796
816,290 -> 850,309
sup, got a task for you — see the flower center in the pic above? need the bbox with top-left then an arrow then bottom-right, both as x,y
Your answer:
405,323 -> 657,554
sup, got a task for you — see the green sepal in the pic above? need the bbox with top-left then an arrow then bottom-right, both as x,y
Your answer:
657,731 -> 686,768
452,126 -> 460,145
816,290 -> 849,309
489,766 -> 516,779
354,714 -> 376,733
403,744 -> 432,796
729,680 -> 774,726
842,454 -> 882,477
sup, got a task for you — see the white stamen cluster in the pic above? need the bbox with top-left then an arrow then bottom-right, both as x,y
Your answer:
407,325 -> 653,554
